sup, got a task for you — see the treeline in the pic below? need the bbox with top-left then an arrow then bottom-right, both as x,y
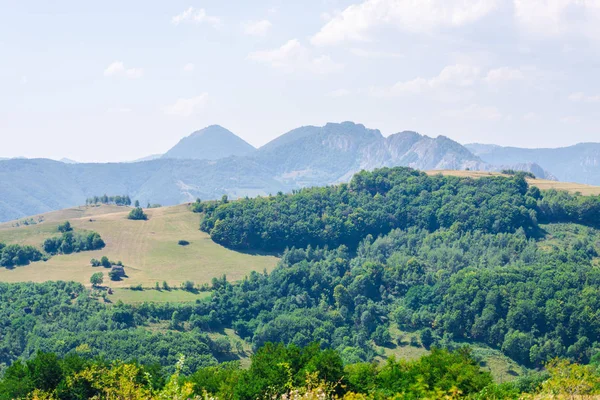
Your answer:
43,225 -> 104,255
85,194 -> 131,206
0,243 -> 42,268
501,169 -> 536,179
199,168 -> 537,251
5,342 -> 600,399
198,168 -> 600,252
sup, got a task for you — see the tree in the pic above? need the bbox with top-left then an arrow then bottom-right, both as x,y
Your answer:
421,328 -> 435,349
90,272 -> 103,287
57,221 -> 72,233
100,256 -> 111,268
134,200 -> 140,208
127,207 -> 147,221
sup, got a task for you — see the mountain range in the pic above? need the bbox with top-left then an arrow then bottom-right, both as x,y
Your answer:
466,143 -> 600,185
0,122 -> 597,222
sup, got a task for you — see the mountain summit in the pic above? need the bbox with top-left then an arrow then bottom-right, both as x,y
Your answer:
162,125 -> 256,161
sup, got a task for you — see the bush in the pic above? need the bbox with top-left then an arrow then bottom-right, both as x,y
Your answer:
127,207 -> 148,221
108,270 -> 121,281
178,240 -> 190,246
101,256 -> 111,268
57,221 -> 72,233
130,284 -> 143,291
181,280 -> 195,292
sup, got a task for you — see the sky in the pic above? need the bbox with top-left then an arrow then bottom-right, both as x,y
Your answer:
1,0 -> 599,162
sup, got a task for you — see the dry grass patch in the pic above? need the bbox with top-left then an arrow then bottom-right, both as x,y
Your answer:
0,204 -> 279,288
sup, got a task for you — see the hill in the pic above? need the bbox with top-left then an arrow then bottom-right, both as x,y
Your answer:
162,125 -> 256,160
0,204 -> 278,288
466,142 -> 600,185
426,170 -> 600,195
0,122 -> 584,222
0,157 -> 285,223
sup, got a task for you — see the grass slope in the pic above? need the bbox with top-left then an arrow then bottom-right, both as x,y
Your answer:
0,204 -> 278,288
108,288 -> 211,304
427,170 -> 600,195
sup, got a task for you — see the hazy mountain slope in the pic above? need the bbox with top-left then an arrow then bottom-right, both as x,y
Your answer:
255,122 -> 384,186
467,143 -> 600,185
130,154 -> 163,163
256,122 -> 490,185
0,158 -> 285,222
163,125 -> 256,160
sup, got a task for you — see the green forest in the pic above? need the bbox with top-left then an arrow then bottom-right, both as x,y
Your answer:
3,167 -> 600,398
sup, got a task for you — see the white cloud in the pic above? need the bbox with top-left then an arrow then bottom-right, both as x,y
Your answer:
311,0 -> 500,46
183,63 -> 195,72
484,67 -> 525,84
350,48 -> 403,59
442,104 -> 503,121
172,7 -> 221,27
568,92 -> 600,102
248,39 -> 343,74
327,89 -> 352,97
371,64 -> 481,96
560,115 -> 581,124
103,61 -> 143,79
372,64 -> 531,96
21,76 -> 28,85
107,107 -> 132,113
243,20 -> 272,37
163,94 -> 209,117
514,0 -> 600,38
523,112 -> 540,121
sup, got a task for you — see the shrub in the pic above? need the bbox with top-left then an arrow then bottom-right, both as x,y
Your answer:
178,240 -> 190,246
101,256 -> 111,268
57,221 -> 72,233
127,207 -> 147,221
130,284 -> 143,291
181,280 -> 195,292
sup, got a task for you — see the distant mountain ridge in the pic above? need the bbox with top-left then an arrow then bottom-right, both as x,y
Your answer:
466,142 -> 600,185
254,122 -> 490,186
162,125 -> 256,161
0,122 -> 589,222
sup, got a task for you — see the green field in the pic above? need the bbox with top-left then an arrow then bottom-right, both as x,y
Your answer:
107,288 -> 212,304
375,327 -> 527,383
0,204 -> 279,288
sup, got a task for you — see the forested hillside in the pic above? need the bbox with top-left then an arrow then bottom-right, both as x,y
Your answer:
2,167 -> 600,398
195,168 -> 600,366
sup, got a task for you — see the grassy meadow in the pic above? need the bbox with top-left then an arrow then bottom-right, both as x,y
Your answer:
0,204 -> 279,288
427,170 -> 600,195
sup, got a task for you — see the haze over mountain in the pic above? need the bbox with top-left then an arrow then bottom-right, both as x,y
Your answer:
162,125 -> 256,161
467,143 -> 600,185
0,122 -> 590,223
254,122 -> 489,186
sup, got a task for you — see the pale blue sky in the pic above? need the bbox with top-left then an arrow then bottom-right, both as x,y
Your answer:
1,0 -> 599,162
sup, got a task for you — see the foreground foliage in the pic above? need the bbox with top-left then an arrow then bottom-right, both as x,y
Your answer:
6,343 -> 600,399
